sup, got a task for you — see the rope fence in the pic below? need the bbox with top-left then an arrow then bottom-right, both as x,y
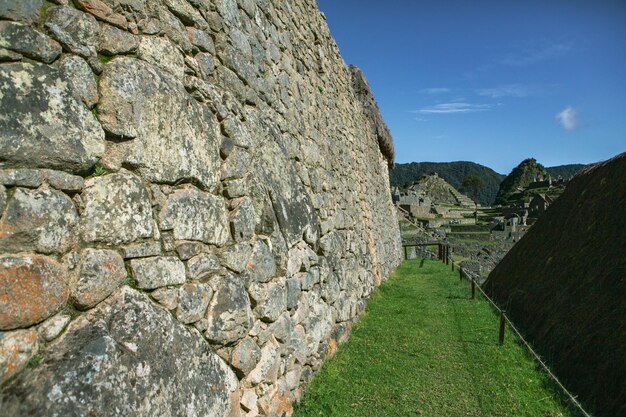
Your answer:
453,256 -> 593,417
403,245 -> 593,416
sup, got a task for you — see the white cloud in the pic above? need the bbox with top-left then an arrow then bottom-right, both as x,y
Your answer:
556,106 -> 578,130
501,42 -> 572,67
420,88 -> 450,94
477,84 -> 533,98
413,102 -> 493,114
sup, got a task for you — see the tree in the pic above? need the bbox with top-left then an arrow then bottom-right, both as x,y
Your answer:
461,174 -> 484,203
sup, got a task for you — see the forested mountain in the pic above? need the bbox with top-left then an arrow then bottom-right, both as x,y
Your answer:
390,161 -> 504,205
546,164 -> 586,179
494,158 -> 548,205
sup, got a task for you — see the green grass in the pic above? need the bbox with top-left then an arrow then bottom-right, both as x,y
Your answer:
294,260 -> 581,417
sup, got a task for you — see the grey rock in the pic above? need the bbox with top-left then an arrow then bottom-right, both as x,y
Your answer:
259,312 -> 293,344
320,271 -> 340,304
0,288 -> 239,417
0,21 -> 61,63
0,62 -> 105,172
151,287 -> 179,310
163,0 -> 206,26
205,274 -> 253,345
159,188 -> 230,246
222,117 -> 252,148
175,241 -> 206,260
130,256 -> 186,290
98,24 -> 138,55
243,240 -> 276,284
0,47 -> 21,62
42,170 -> 85,192
159,7 -> 194,53
38,313 -> 71,342
187,28 -> 215,53
0,0 -> 42,24
220,147 -> 251,180
248,280 -> 287,323
334,292 -> 352,323
0,188 -> 79,255
286,277 -> 301,310
195,52 -> 215,79
219,243 -> 252,273
72,248 -> 126,310
81,172 -> 154,245
256,140 -> 319,247
0,255 -> 69,330
98,58 -> 221,190
45,6 -> 99,58
123,242 -> 161,259
0,330 -> 38,385
229,28 -> 252,60
0,169 -> 84,193
176,283 -> 212,324
137,36 -> 185,78
247,335 -> 281,386
187,253 -> 221,280
0,185 -> 5,214
57,55 -> 98,108
319,231 -> 343,255
230,337 -> 260,377
223,178 -> 249,198
230,197 -> 257,242
0,169 -> 42,188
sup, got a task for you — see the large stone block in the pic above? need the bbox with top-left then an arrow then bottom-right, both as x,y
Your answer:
256,140 -> 320,247
0,255 -> 69,330
130,256 -> 186,290
159,188 -> 229,246
0,0 -> 42,24
176,283 -> 212,324
0,330 -> 38,385
57,55 -> 99,109
45,6 -> 99,58
98,57 -> 221,190
71,249 -> 126,310
0,62 -> 105,173
80,172 -> 154,245
0,22 -> 61,64
137,36 -> 185,78
205,274 -> 253,346
0,288 -> 239,417
0,188 -> 79,254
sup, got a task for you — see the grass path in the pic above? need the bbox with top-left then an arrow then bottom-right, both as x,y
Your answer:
293,260 -> 581,417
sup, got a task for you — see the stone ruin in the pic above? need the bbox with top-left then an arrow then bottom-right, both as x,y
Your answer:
0,1 -> 403,415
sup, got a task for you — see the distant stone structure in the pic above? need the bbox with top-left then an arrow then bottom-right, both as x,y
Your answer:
0,1 -> 402,416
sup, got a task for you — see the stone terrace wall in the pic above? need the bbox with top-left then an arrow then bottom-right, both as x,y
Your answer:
0,0 -> 402,416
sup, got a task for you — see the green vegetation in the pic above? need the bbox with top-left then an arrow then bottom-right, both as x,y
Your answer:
97,54 -> 114,64
294,260 -> 579,417
390,161 -> 505,206
318,86 -> 325,94
546,164 -> 585,179
495,158 -> 548,205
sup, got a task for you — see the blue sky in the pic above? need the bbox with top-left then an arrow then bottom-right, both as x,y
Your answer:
316,0 -> 626,174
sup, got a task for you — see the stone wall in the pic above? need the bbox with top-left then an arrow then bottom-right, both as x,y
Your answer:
0,0 -> 402,415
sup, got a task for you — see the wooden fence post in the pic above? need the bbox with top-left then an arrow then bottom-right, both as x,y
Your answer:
404,246 -> 407,260
459,268 -> 463,281
471,279 -> 475,299
499,310 -> 506,345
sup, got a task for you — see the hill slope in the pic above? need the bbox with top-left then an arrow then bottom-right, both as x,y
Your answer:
546,164 -> 586,179
494,158 -> 548,205
390,161 -> 504,205
484,152 -> 626,417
